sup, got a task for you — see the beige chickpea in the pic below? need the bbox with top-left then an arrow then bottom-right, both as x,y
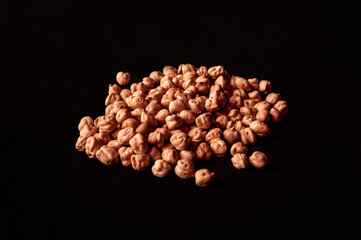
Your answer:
210,139 -> 227,157
96,145 -> 119,165
197,66 -> 208,76
146,89 -> 162,103
117,127 -> 136,146
152,160 -> 172,178
188,99 -> 204,115
120,89 -> 132,102
227,109 -> 243,121
259,80 -> 272,94
178,110 -> 196,125
249,120 -> 270,137
105,101 -> 128,117
215,75 -> 231,90
215,115 -> 229,129
142,77 -> 156,88
182,79 -> 196,90
165,114 -> 183,130
207,65 -> 225,79
231,153 -> 248,169
79,124 -> 97,138
116,71 -> 130,85
136,123 -> 151,135
140,110 -> 158,128
155,127 -> 170,140
179,150 -> 196,163
229,95 -> 243,109
115,108 -> 132,124
223,128 -> 241,145
145,102 -> 163,115
161,94 -> 175,108
122,118 -> 140,129
273,100 -> 289,116
178,63 -> 197,74
243,99 -> 257,108
248,90 -> 262,102
149,71 -> 164,83
205,128 -> 222,144
195,76 -> 212,95
169,99 -> 187,115
195,142 -> 212,160
195,169 -> 215,187
131,108 -> 143,120
195,112 -> 213,130
249,151 -> 268,169
78,116 -> 94,131
148,131 -> 165,149
118,147 -> 134,167
240,106 -> 256,116
241,115 -> 255,126
234,76 -> 252,92
129,96 -> 148,109
188,127 -> 207,143
269,108 -> 282,123
162,148 -> 179,165
163,66 -> 178,77
129,133 -> 148,154
195,95 -> 208,106
254,101 -> 272,112
161,143 -> 174,152
160,77 -> 175,90
97,115 -> 117,133
155,109 -> 170,124
170,131 -> 191,151
148,146 -> 162,161
111,127 -> 121,139
183,85 -> 198,97
233,89 -> 248,100
94,132 -> 112,145
240,127 -> 257,145
131,82 -> 148,94
230,142 -> 248,156
131,154 -> 151,171
256,109 -> 270,122
172,75 -> 184,88
265,93 -> 281,105
174,159 -> 195,179
107,140 -> 122,150
85,136 -> 103,159
248,78 -> 259,90
204,97 -> 220,112
108,83 -> 121,95
75,135 -> 88,152
183,71 -> 198,81
105,93 -> 121,106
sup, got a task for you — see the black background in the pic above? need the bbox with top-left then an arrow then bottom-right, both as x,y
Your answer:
2,0 -> 360,239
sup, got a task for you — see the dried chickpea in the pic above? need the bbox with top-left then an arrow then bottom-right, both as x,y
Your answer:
179,150 -> 196,163
97,115 -> 117,133
129,96 -> 148,109
131,108 -> 143,120
265,93 -> 281,105
269,108 -> 282,123
215,115 -> 229,129
142,77 -> 156,88
214,75 -> 231,90
80,124 -> 97,138
178,110 -> 196,125
131,154 -> 151,171
195,142 -> 212,160
207,65 -> 225,79
96,145 -> 119,165
197,66 -> 208,76
146,102 -> 163,115
248,78 -> 259,90
152,160 -> 172,177
256,109 -> 270,122
162,148 -> 179,165
129,133 -> 148,154
165,114 -> 183,130
107,140 -> 122,150
135,123 -> 151,135
209,139 -> 227,157
223,127 -> 241,145
248,90 -> 261,102
259,80 -> 272,94
188,127 -> 207,143
205,128 -> 222,144
122,118 -> 140,129
170,131 -> 191,151
94,132 -> 112,144
254,101 -> 272,112
163,66 -> 178,77
75,135 -> 88,151
248,151 -> 268,169
231,153 -> 248,169
240,127 -> 257,145
108,83 -> 121,95
148,146 -> 162,161
78,116 -> 94,131
115,108 -> 132,124
178,63 -> 197,74
195,112 -> 213,130
241,115 -> 255,126
230,142 -> 248,156
85,136 -> 102,159
188,99 -> 204,115
105,93 -> 121,106
148,131 -> 165,149
234,76 -> 252,92
116,71 -> 130,85
195,169 -> 215,187
120,89 -> 132,102
118,147 -> 134,167
249,120 -> 270,137
174,159 -> 195,179
273,100 -> 289,116
117,127 -> 136,146
140,110 -> 158,127
155,127 -> 170,140
156,109 -> 170,124
149,71 -> 164,83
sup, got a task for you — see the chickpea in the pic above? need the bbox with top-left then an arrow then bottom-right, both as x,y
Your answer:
148,131 -> 165,149
129,133 -> 148,154
129,96 -> 148,109
179,150 -> 196,163
170,131 -> 191,151
75,135 -> 88,152
142,77 -> 156,88
169,99 -> 187,114
116,71 -> 130,85
197,66 -> 208,76
183,85 -> 198,97
188,127 -> 207,143
165,114 -> 183,130
195,112 -> 213,130
174,159 -> 195,179
214,75 -> 231,90
195,142 -> 212,160
94,132 -> 112,145
96,145 -> 119,165
230,142 -> 248,156
243,99 -> 257,108
118,147 -> 134,167
248,90 -> 261,102
223,128 -> 241,145
78,116 -> 94,131
162,148 -> 179,165
269,108 -> 282,123
231,153 -> 248,169
195,76 -> 212,95
163,66 -> 178,77
247,78 -> 259,90
178,110 -> 196,125
249,120 -> 270,137
155,127 -> 170,140
178,63 -> 197,74
120,89 -> 132,102
188,99 -> 204,115
115,108 -> 132,124
156,109 -> 170,124
79,124 -> 97,138
108,83 -> 121,95
273,100 -> 289,116
254,101 -> 272,112
248,151 -> 268,169
209,139 -> 227,157
215,115 -> 229,129
105,100 -> 128,117
161,94 -> 175,108
205,128 -> 222,144
85,136 -> 102,159
148,146 -> 162,161
152,160 -> 172,177
207,65 -> 225,79
195,169 -> 215,187
256,109 -> 270,122
149,71 -> 164,83
131,154 -> 151,171
241,115 -> 255,127
259,80 -> 272,94
265,93 -> 281,105
122,118 -> 140,129
97,115 -> 117,133
136,123 -> 151,135
240,127 -> 257,145
107,140 -> 122,150
105,93 -> 121,106
234,76 -> 252,92
145,102 -> 163,115
205,97 -> 220,112
140,110 -> 158,127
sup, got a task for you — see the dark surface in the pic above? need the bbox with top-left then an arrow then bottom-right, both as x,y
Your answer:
2,1 -> 360,239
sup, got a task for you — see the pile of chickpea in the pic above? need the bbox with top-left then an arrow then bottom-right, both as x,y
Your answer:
76,64 -> 288,187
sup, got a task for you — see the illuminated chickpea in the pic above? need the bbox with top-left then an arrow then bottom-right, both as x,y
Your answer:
209,139 -> 227,157
142,77 -> 156,88
195,112 -> 213,130
273,100 -> 289,116
240,127 -> 257,145
256,109 -> 270,122
178,110 -> 196,125
247,78 -> 259,90
94,132 -> 112,145
165,114 -> 183,130
107,140 -> 122,150
248,151 -> 268,169
131,154 -> 151,171
223,128 -> 241,145
105,93 -> 121,106
96,145 -> 119,165
148,131 -> 165,149
188,127 -> 207,143
115,108 -> 132,124
174,159 -> 195,179
156,109 -> 170,124
230,142 -> 248,156
163,66 -> 178,77
188,99 -> 204,115
129,133 -> 148,154
162,148 -> 179,165
179,150 -> 196,163
259,80 -> 272,94
85,136 -> 102,159
269,108 -> 282,123
78,116 -> 94,131
195,169 -> 215,187
152,160 -> 172,177
118,147 -> 134,167
231,153 -> 248,169
75,135 -> 88,152
140,110 -> 158,128
265,93 -> 281,105
215,115 -> 229,129
116,71 -> 130,85
79,124 -> 97,138
205,128 -> 222,144
122,118 -> 140,129
254,101 -> 272,112
170,131 -> 191,151
148,146 -> 162,161
249,120 -> 270,137
120,89 -> 132,102
195,142 -> 212,160
149,71 -> 164,83
117,127 -> 136,146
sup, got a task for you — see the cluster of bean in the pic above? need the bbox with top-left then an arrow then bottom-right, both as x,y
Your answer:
75,64 -> 288,187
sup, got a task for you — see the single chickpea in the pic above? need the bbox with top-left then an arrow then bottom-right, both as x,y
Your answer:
234,76 -> 252,92
241,115 -> 255,127
96,145 -> 119,165
256,109 -> 270,122
209,139 -> 227,157
163,66 -> 178,77
129,96 -> 148,109
249,120 -> 270,137
79,124 -> 97,138
265,93 -> 281,105
148,146 -> 162,161
131,108 -> 143,120
228,95 -> 243,109
155,127 -> 170,140
273,100 -> 289,116
165,114 -> 183,130
140,110 -> 158,128
205,97 -> 220,112
97,115 -> 117,133
145,102 -> 163,115
152,160 -> 172,177
129,133 -> 148,154
122,118 -> 140,129
162,148 -> 179,165
184,85 -> 198,97
108,83 -> 121,95
117,127 -> 136,146
197,66 -> 208,76
243,99 -> 257,108
107,140 -> 122,150
269,108 -> 282,123
227,109 -> 243,121
78,116 -> 94,131
240,127 -> 257,145
178,63 -> 197,74
148,131 -> 165,149
195,112 -> 213,130
174,159 -> 195,179
249,151 -> 268,169
179,150 -> 196,163
254,101 -> 272,112
195,142 -> 212,160
135,123 -> 151,135
195,169 -> 215,187
120,89 -> 132,102
178,110 -> 196,125
231,153 -> 248,169
156,109 -> 170,124
248,90 -> 262,102
169,99 -> 187,115
215,115 -> 229,129
188,99 -> 204,115
259,80 -> 272,94
248,78 -> 259,90
207,65 -> 225,79
94,132 -> 112,145
105,93 -> 121,106
223,128 -> 241,145
116,71 -> 130,85
142,77 -> 156,88
188,127 -> 207,143
115,108 -> 132,124
118,147 -> 134,167
183,71 -> 198,81
161,94 -> 175,108
214,75 -> 231,90
75,135 -> 88,152
85,136 -> 103,159
131,154 -> 151,171
205,128 -> 222,144
230,142 -> 248,156
170,131 -> 191,151
149,71 -> 164,83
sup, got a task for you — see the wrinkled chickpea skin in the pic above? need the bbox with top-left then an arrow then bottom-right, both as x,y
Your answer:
231,153 -> 248,169
195,169 -> 215,187
210,139 -> 227,157
152,160 -> 172,177
248,151 -> 268,169
162,148 -> 179,165
195,142 -> 212,160
230,142 -> 248,156
96,145 -> 119,165
131,154 -> 151,171
118,147 -> 134,167
174,159 -> 195,179
129,133 -> 148,154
